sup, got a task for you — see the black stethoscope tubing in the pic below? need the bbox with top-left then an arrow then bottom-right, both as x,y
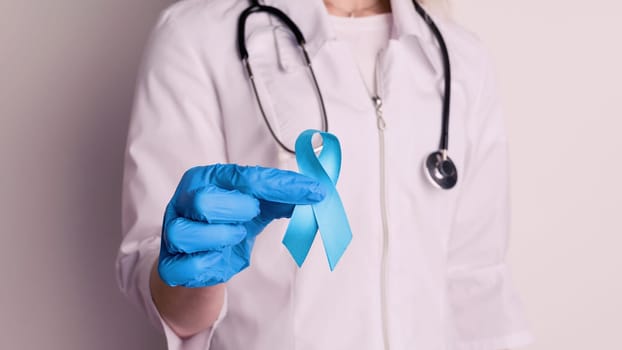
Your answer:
237,1 -> 329,154
237,0 -> 458,189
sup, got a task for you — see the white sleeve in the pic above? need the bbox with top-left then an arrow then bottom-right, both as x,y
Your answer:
446,47 -> 534,350
115,9 -> 228,349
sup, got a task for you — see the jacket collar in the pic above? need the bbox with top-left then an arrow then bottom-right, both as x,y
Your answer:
262,0 -> 434,58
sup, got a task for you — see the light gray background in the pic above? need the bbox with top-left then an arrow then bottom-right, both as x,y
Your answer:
1,1 -> 620,349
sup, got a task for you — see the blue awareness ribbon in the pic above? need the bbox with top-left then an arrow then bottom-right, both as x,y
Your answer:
282,130 -> 353,271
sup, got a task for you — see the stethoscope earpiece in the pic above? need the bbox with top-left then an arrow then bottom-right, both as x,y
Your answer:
424,150 -> 457,190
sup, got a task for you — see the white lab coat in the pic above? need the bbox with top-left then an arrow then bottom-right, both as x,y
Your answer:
116,0 -> 534,349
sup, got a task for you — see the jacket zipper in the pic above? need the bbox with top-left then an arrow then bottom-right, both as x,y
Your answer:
373,48 -> 390,350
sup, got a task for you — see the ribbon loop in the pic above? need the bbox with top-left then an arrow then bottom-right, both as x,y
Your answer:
282,130 -> 353,271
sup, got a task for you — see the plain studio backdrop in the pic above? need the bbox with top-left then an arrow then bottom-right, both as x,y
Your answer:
0,0 -> 620,349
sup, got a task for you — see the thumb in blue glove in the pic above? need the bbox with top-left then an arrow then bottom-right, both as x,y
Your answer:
158,164 -> 327,288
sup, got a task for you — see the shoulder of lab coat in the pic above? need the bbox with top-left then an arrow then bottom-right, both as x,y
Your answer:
116,2 -> 231,348
436,17 -> 535,350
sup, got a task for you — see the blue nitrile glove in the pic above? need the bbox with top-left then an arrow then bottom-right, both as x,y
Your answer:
157,164 -> 327,288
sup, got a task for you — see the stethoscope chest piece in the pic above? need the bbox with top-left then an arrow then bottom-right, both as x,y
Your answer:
424,151 -> 458,190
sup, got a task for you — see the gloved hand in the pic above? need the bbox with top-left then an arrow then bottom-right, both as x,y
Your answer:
158,164 -> 326,288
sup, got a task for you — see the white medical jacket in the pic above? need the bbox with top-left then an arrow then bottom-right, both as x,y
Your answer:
116,0 -> 534,349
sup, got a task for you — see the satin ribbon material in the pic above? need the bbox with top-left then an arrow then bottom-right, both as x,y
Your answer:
282,130 -> 353,271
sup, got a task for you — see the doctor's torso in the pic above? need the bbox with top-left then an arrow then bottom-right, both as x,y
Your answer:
120,0 -> 529,349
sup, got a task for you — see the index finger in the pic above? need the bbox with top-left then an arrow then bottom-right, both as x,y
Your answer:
207,164 -> 326,204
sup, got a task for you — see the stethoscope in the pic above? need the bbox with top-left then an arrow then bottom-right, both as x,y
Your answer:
237,0 -> 458,190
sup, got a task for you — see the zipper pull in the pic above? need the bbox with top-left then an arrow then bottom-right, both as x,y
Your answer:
372,96 -> 386,130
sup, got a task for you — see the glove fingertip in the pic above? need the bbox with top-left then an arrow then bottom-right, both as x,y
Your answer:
157,260 -> 179,287
231,225 -> 249,244
306,181 -> 328,202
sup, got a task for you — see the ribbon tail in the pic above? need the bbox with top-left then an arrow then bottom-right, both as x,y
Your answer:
313,189 -> 353,271
282,204 -> 319,267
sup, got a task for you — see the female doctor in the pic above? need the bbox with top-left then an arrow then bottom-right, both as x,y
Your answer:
116,0 -> 533,349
